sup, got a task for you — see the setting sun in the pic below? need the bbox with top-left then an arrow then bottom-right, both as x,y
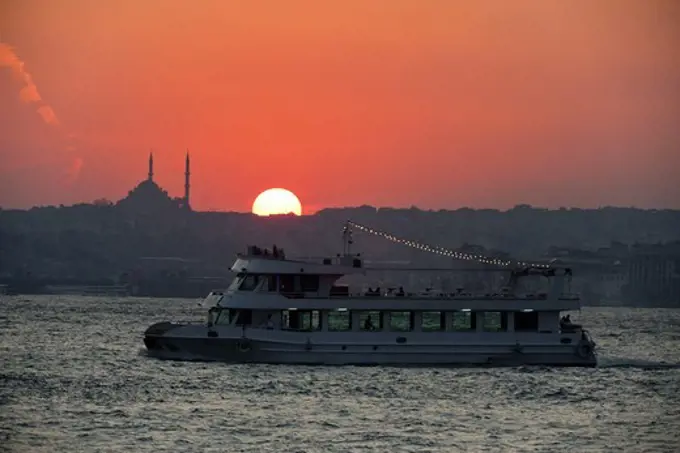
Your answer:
252,188 -> 303,216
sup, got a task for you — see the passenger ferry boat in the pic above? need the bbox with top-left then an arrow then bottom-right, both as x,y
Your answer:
143,222 -> 597,367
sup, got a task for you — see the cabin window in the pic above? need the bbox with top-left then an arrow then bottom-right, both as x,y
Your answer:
281,310 -> 298,329
421,311 -> 445,332
359,311 -> 382,331
515,311 -> 539,332
267,275 -> 278,292
228,277 -> 241,291
298,310 -> 321,331
207,307 -> 218,326
281,310 -> 320,330
279,275 -> 295,293
300,275 -> 320,292
239,275 -> 260,291
234,310 -> 252,326
328,309 -> 352,331
451,312 -> 475,331
390,311 -> 413,332
483,312 -> 507,332
214,308 -> 231,325
229,310 -> 239,324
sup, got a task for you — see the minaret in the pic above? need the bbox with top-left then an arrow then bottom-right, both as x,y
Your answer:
184,150 -> 191,209
148,151 -> 154,181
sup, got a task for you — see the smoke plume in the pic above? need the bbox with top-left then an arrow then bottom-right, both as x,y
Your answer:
0,41 -> 60,126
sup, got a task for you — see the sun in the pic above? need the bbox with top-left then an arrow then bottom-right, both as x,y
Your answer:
252,188 -> 303,216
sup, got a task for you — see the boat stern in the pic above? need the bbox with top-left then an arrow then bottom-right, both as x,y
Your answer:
576,330 -> 598,367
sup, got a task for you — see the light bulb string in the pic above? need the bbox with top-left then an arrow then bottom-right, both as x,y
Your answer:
346,220 -> 551,269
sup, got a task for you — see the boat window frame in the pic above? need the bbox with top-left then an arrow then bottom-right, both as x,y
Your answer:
328,309 -> 352,332
421,311 -> 446,332
234,309 -> 253,326
279,274 -> 296,293
214,308 -> 232,325
266,275 -> 278,292
300,310 -> 322,331
281,309 -> 297,330
450,311 -> 475,331
358,311 -> 383,331
300,274 -> 321,292
239,274 -> 261,291
514,310 -> 540,332
482,311 -> 508,332
227,275 -> 244,291
389,311 -> 413,332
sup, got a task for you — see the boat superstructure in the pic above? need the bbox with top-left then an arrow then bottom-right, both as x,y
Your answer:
143,222 -> 597,367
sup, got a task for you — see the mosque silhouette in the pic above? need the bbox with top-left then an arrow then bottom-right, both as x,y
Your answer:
116,152 -> 191,212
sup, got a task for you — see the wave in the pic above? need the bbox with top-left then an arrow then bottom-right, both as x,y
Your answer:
597,356 -> 680,369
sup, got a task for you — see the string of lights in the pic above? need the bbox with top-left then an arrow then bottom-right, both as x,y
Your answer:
346,220 -> 551,269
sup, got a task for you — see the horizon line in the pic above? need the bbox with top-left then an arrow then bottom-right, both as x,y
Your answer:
2,203 -> 679,213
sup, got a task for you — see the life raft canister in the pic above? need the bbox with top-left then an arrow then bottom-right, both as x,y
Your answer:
237,340 -> 252,353
577,341 -> 592,358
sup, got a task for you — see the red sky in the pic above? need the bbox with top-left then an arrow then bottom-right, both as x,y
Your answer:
1,0 -> 679,212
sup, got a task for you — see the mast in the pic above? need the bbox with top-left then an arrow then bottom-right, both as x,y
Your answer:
342,222 -> 353,256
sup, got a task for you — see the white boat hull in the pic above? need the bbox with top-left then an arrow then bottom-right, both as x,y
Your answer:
144,323 -> 597,367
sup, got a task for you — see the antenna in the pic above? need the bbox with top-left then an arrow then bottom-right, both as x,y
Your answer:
342,222 -> 353,255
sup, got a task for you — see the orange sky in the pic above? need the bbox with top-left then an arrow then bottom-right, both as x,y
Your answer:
1,0 -> 679,212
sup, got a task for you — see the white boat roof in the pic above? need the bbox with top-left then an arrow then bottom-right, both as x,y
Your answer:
230,255 -> 365,276
216,294 -> 581,312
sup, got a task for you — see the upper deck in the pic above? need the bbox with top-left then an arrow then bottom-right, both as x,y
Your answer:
214,238 -> 581,312
231,245 -> 365,276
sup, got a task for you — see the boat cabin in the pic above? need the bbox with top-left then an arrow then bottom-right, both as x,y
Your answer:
204,245 -> 582,340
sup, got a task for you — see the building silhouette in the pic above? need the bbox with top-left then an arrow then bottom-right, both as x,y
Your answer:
116,151 -> 191,212
624,242 -> 680,307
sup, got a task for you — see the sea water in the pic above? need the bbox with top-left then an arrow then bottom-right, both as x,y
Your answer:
1,296 -> 679,452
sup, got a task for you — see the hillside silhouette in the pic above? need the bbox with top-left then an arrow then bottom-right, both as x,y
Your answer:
2,204 -> 678,285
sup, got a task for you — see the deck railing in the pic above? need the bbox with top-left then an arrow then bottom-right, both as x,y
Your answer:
237,290 -> 579,301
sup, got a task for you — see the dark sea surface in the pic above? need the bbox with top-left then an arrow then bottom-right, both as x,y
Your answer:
1,295 -> 679,453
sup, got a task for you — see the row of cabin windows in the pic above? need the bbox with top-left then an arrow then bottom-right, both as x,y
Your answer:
216,309 -> 539,332
322,311 -> 518,332
238,274 -> 320,293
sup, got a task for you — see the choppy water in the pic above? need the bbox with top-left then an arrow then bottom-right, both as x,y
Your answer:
1,296 -> 679,453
